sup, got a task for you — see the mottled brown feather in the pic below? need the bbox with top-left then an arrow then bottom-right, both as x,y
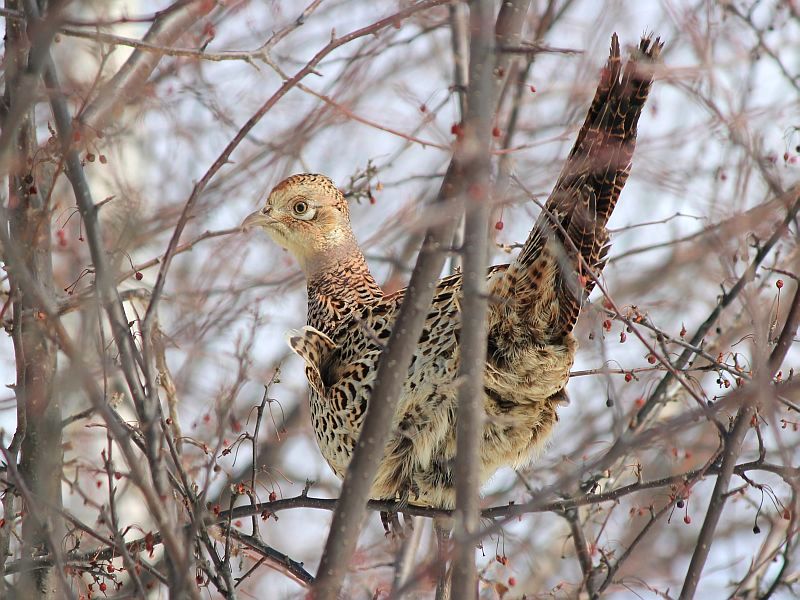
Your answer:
249,35 -> 661,509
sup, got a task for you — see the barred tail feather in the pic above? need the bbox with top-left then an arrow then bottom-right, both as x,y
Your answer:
494,33 -> 663,342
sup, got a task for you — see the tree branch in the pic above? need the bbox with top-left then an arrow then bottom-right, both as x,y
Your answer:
78,0 -> 216,137
451,1 -> 497,597
680,271 -> 800,599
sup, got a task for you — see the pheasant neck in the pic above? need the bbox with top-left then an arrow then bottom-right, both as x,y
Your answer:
306,244 -> 383,334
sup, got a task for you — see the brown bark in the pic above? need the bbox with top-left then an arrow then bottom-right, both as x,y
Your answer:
3,2 -> 62,597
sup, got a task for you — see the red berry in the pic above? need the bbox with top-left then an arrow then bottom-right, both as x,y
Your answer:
269,490 -> 277,502
647,354 -> 656,364
619,331 -> 627,343
777,279 -> 784,289
99,582 -> 107,592
529,85 -> 536,93
135,271 -> 143,280
495,221 -> 504,231
507,577 -> 516,586
492,126 -> 501,138
450,123 -> 463,136
624,372 -> 633,382
602,319 -> 612,331
683,515 -> 691,524
99,154 -> 107,164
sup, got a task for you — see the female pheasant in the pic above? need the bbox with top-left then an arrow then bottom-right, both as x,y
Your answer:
243,35 -> 661,509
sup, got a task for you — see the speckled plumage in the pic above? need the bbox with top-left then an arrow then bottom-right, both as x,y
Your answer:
245,35 -> 661,509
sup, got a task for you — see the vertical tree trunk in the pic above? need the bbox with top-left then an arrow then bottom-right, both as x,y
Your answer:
4,1 -> 63,596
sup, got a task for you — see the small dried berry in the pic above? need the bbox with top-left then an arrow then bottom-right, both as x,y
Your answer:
135,271 -> 143,280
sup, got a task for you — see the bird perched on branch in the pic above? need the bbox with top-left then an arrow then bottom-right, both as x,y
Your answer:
243,35 -> 661,510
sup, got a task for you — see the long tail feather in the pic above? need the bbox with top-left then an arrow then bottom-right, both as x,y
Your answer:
493,34 -> 663,342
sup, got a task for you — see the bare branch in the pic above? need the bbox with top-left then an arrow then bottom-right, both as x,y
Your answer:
78,0 -> 216,137
451,1 -> 499,597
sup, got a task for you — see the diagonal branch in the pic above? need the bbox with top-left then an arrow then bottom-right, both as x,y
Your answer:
78,0 -> 216,137
631,185 -> 800,429
679,271 -> 800,599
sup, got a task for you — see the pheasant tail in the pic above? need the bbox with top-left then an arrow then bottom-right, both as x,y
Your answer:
494,34 -> 663,341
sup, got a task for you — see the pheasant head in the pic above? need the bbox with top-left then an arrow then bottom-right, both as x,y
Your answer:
242,173 -> 358,276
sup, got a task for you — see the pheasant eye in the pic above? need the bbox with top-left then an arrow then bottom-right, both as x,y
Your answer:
293,200 -> 308,215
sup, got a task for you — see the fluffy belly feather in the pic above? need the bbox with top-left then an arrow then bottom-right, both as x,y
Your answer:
309,334 -> 576,509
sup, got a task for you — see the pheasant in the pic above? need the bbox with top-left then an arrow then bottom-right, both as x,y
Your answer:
243,35 -> 661,510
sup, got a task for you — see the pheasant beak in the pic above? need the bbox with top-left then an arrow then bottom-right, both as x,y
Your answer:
241,208 -> 275,231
